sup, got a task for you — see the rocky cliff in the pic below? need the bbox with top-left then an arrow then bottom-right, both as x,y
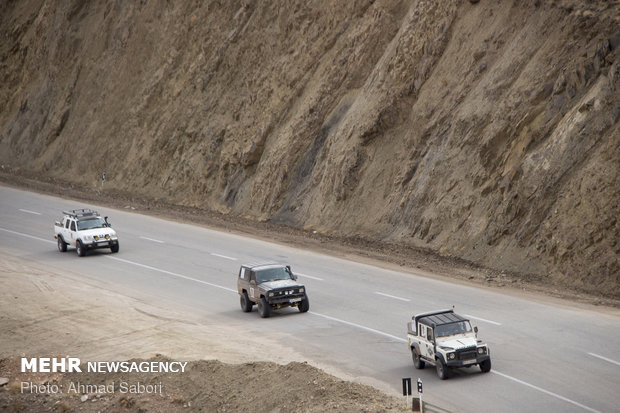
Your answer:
1,0 -> 618,297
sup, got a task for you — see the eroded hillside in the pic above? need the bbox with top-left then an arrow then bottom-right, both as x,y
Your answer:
1,0 -> 618,297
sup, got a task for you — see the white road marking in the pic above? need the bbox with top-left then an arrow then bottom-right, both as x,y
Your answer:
588,352 -> 620,366
295,272 -> 324,281
375,291 -> 410,302
105,256 -> 236,293
0,227 -> 55,244
139,236 -> 164,244
492,370 -> 601,413
19,209 -> 42,215
210,253 -> 237,261
309,311 -> 407,343
464,314 -> 502,326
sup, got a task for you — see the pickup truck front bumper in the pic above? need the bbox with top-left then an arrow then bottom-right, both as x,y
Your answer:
84,239 -> 118,250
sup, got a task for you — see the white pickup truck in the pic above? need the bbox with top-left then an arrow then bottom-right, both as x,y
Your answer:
407,309 -> 491,379
54,209 -> 119,256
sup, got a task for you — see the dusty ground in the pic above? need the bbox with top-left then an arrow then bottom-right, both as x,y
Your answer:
0,252 -> 410,413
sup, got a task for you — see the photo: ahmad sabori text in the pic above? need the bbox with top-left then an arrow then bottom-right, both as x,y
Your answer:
21,380 -> 163,395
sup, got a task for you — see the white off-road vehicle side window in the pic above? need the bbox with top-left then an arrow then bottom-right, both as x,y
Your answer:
427,327 -> 434,342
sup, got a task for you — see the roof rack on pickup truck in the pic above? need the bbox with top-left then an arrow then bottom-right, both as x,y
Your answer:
62,209 -> 99,219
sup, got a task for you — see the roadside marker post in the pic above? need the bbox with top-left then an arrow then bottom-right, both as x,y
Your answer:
418,378 -> 423,413
402,377 -> 412,408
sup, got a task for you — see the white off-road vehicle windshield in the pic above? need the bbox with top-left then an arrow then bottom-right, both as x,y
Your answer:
436,321 -> 472,337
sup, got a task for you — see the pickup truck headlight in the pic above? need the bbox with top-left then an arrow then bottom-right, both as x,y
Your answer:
448,352 -> 456,360
83,235 -> 93,242
477,346 -> 487,355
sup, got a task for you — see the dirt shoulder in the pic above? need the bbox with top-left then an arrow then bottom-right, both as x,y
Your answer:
0,251 -> 408,412
1,171 -> 618,310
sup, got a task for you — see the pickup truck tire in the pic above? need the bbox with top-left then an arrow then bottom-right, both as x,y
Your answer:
258,297 -> 271,318
110,242 -> 119,253
436,359 -> 449,380
240,292 -> 253,312
76,240 -> 86,257
480,358 -> 491,373
57,236 -> 67,252
298,296 -> 310,313
412,348 -> 425,369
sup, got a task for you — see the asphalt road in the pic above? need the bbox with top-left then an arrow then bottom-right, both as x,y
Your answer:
1,185 -> 619,412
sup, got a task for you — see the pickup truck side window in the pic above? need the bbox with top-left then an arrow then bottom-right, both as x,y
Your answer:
70,221 -> 76,231
65,220 -> 70,229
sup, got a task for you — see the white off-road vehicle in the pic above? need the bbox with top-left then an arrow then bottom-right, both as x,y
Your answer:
407,309 -> 491,379
54,209 -> 119,256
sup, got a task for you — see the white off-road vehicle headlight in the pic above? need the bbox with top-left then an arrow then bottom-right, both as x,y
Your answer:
448,352 -> 456,360
478,346 -> 487,355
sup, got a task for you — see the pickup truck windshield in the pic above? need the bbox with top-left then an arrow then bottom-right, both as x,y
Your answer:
257,267 -> 292,283
77,217 -> 106,231
436,321 -> 472,337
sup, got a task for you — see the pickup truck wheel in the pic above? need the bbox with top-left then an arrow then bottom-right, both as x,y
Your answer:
412,348 -> 425,369
298,296 -> 310,313
76,240 -> 86,257
258,297 -> 271,318
480,358 -> 491,373
240,292 -> 253,312
57,237 -> 67,252
436,359 -> 449,380
110,242 -> 119,253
